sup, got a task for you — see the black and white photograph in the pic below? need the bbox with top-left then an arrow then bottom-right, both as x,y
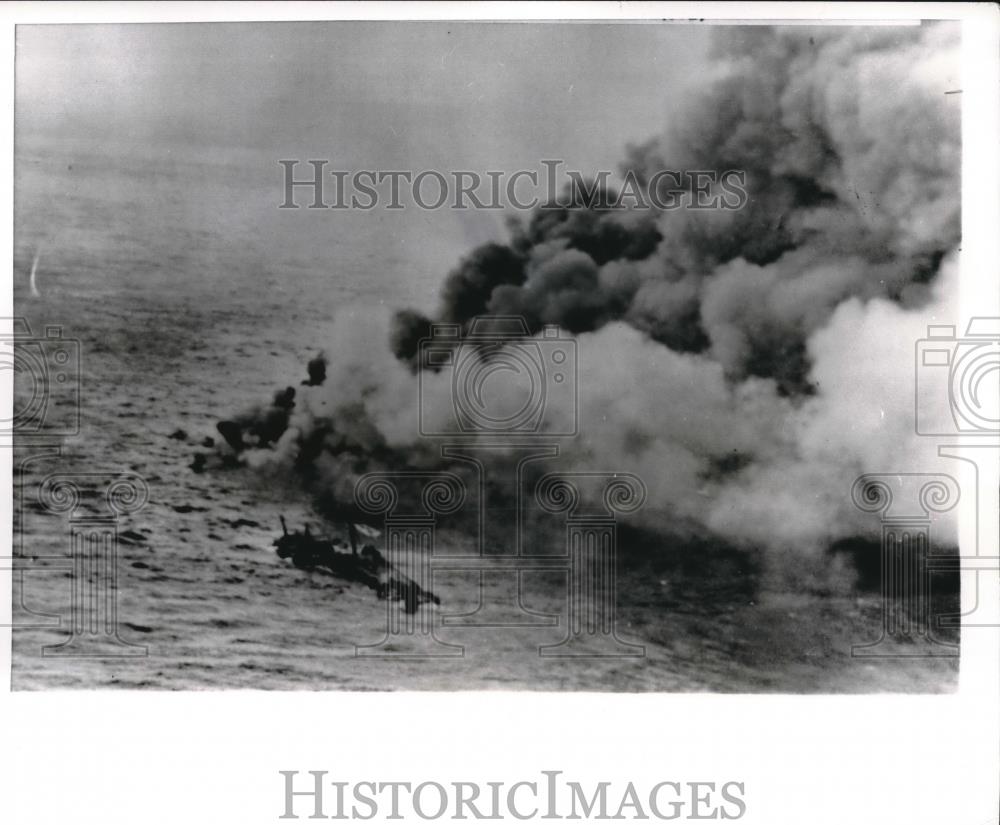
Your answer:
1,4 -> 999,822
7,8 -> 996,696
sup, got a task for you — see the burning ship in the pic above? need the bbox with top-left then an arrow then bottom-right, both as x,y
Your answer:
272,516 -> 440,614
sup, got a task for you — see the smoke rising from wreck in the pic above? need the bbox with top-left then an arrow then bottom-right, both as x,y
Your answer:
218,25 -> 961,585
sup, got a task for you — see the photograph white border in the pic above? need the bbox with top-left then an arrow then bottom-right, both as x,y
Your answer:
0,4 -> 996,824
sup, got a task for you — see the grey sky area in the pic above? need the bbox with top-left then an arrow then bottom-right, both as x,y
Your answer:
16,22 -> 712,170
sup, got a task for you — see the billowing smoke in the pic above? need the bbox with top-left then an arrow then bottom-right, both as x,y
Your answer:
214,24 -> 961,587
392,24 -> 958,395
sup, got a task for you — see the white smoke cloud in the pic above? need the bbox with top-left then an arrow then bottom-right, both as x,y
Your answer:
552,252 -> 958,555
705,253 -> 960,549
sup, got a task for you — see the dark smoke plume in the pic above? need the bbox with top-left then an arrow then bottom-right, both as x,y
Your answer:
391,25 -> 959,396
